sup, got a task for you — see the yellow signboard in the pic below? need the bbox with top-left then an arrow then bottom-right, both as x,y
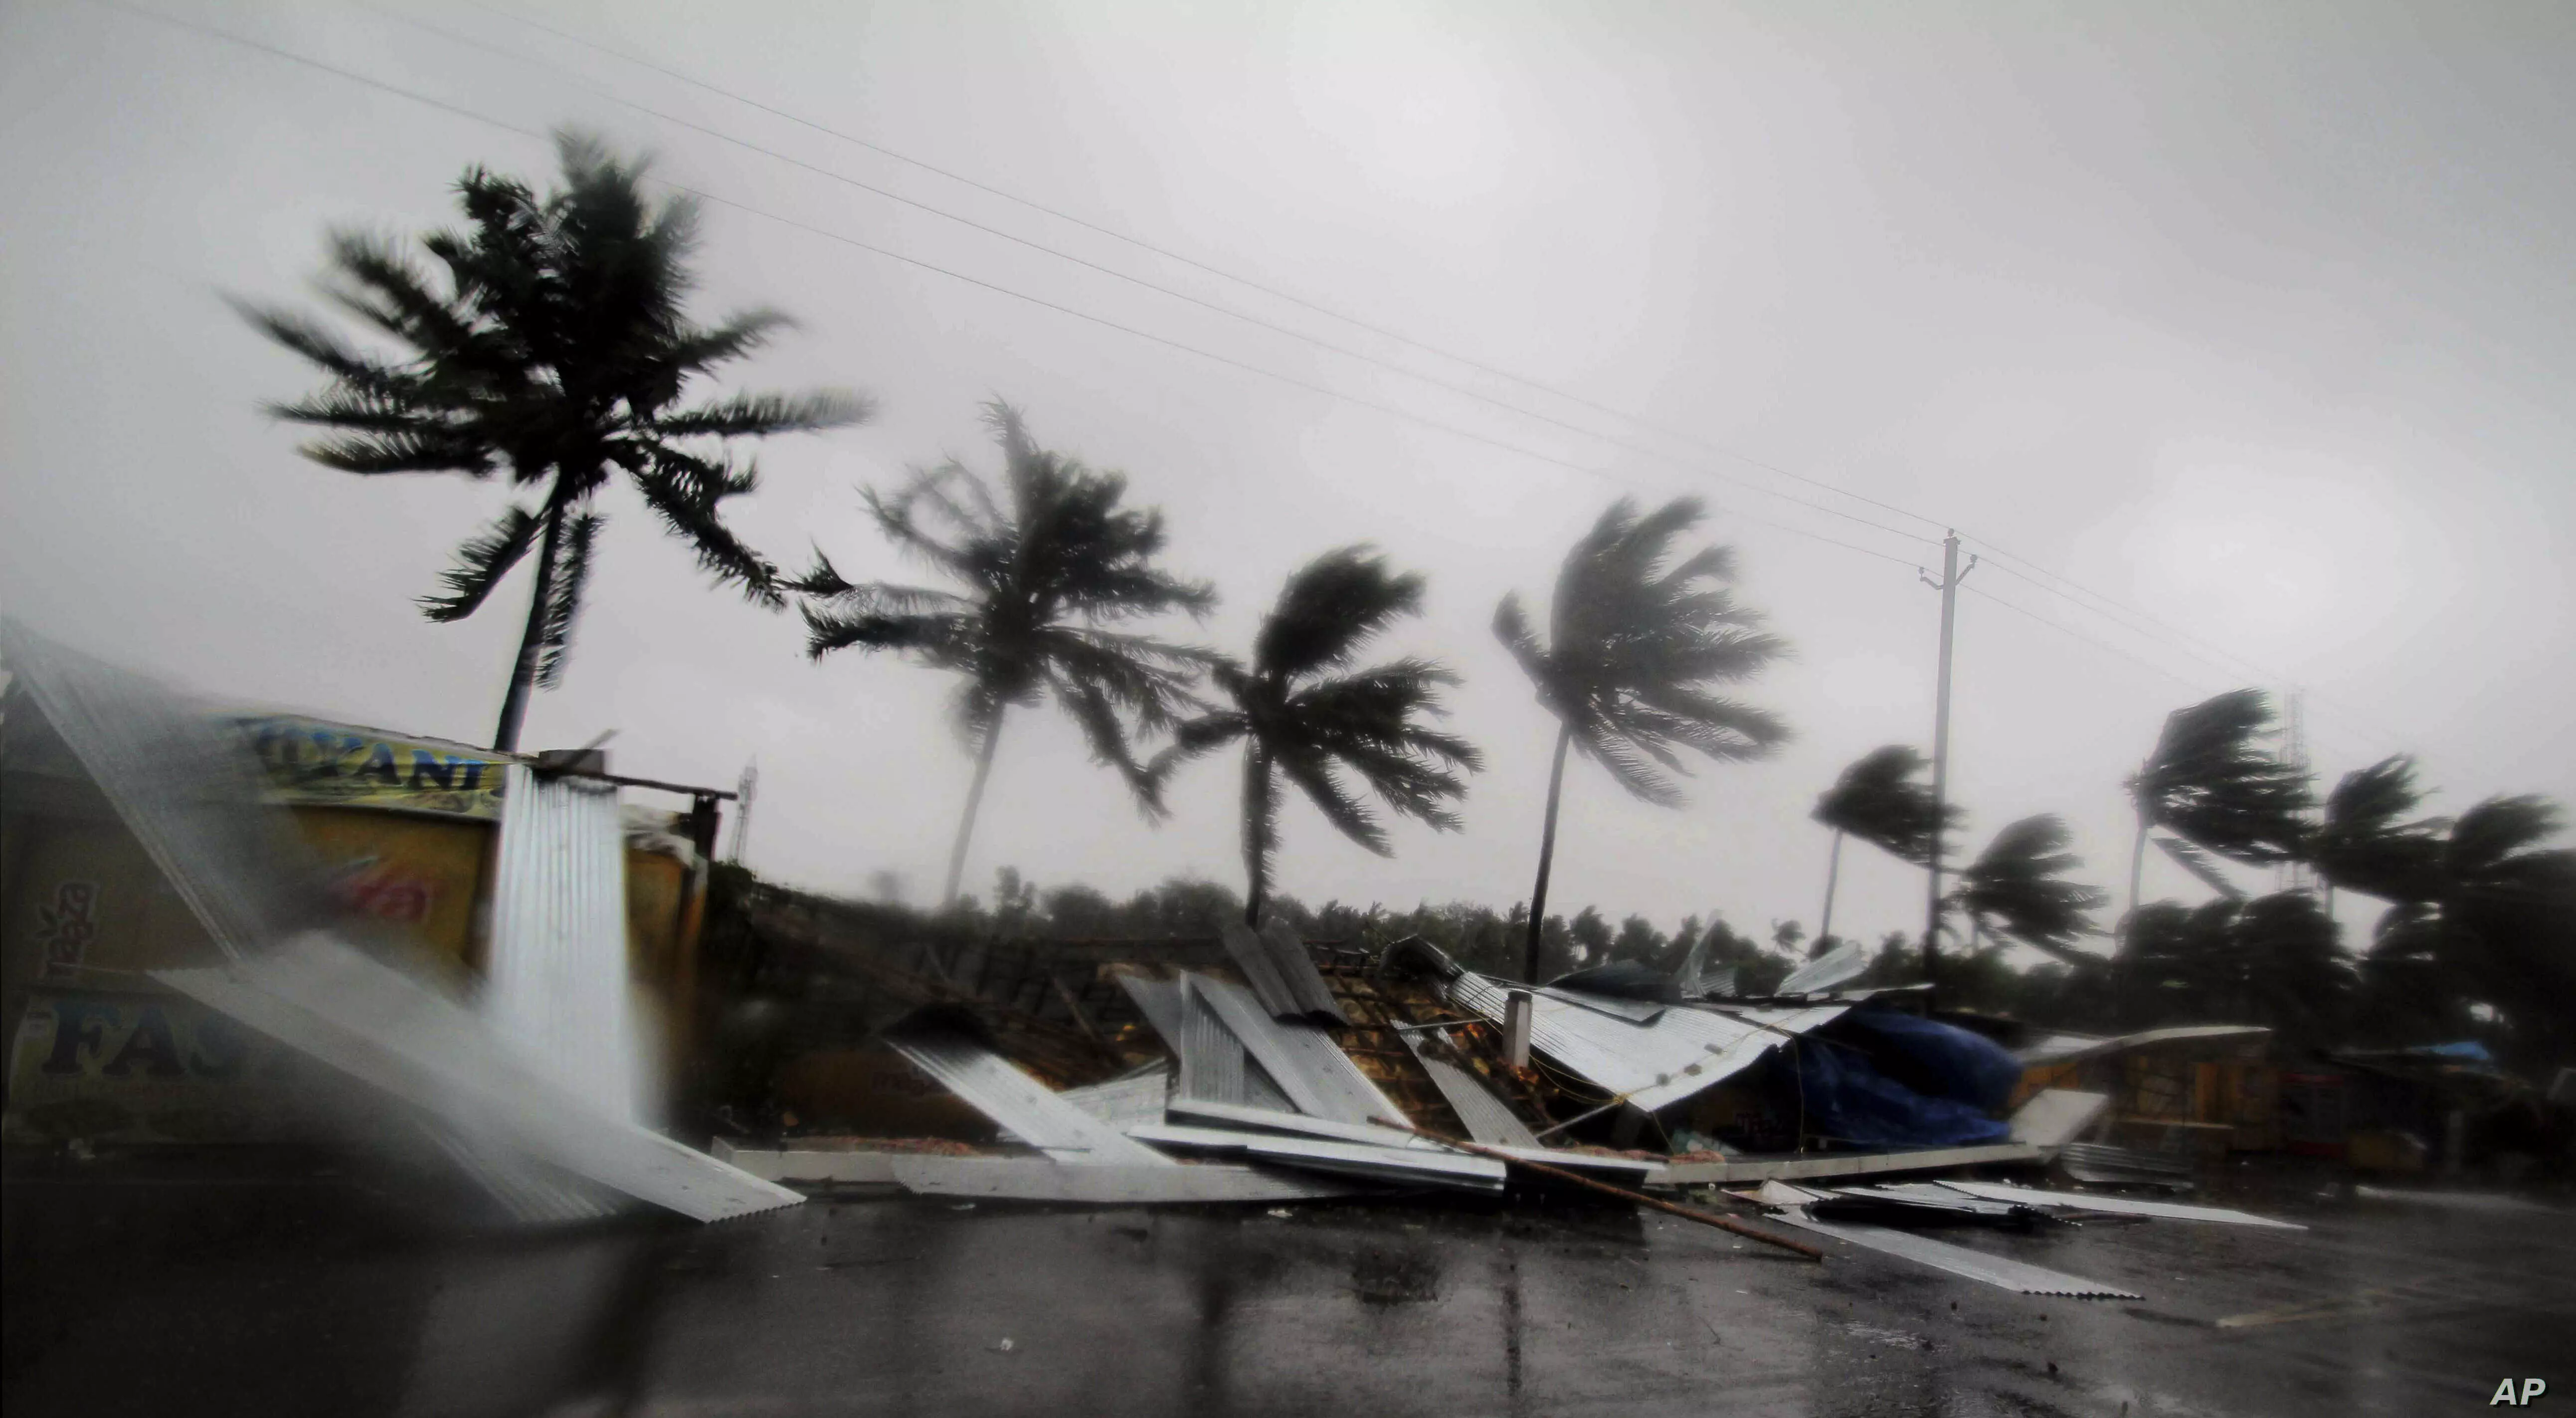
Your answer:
238,714 -> 508,820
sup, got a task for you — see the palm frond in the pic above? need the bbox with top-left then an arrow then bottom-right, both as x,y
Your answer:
1254,546 -> 1425,681
1812,745 -> 1948,865
533,510 -> 601,688
653,389 -> 874,439
1953,814 -> 2109,962
420,505 -> 543,623
634,446 -> 782,606
2131,689 -> 2313,864
1275,745 -> 1389,855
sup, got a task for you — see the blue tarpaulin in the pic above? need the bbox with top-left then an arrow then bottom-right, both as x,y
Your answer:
1786,1011 -> 2018,1150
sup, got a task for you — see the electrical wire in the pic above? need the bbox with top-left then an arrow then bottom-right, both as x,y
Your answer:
108,2 -> 2420,758
436,0 -> 2420,755
457,0 -> 1957,541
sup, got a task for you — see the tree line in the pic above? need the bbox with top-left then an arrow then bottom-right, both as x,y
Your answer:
242,134 -> 2572,1069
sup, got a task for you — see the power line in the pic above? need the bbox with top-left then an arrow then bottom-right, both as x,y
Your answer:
107,2 -> 2415,754
460,0 -> 1956,540
365,2 -> 1940,551
107,1 -> 1931,580
441,1 -> 2423,753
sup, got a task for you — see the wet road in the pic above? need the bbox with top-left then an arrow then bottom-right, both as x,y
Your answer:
5,1164 -> 2570,1417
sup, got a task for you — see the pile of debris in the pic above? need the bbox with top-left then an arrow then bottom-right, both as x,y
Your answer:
714,912 -> 2312,1293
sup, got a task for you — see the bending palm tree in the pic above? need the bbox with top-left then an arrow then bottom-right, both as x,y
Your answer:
1811,744 -> 1955,944
1152,547 -> 1482,926
1950,814 -> 2109,966
1495,497 -> 1789,982
2312,755 -> 2449,912
794,403 -> 1214,907
2119,690 -> 2312,942
237,132 -> 867,751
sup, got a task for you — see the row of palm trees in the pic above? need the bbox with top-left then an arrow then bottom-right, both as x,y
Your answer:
242,134 -> 1796,966
1808,693 -> 2574,1059
242,137 -> 2569,1060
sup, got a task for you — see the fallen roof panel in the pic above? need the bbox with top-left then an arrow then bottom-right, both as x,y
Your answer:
1773,1209 -> 2141,1298
885,1026 -> 1168,1166
1188,972 -> 1403,1127
1130,1122 -> 1505,1191
1658,1142 -> 2044,1186
1939,1181 -> 2304,1229
2017,1025 -> 2272,1066
1448,972 -> 1845,1114
886,1155 -> 1360,1204
158,937 -> 802,1223
1400,1039 -> 1542,1148
2008,1088 -> 2110,1150
1056,1067 -> 1173,1131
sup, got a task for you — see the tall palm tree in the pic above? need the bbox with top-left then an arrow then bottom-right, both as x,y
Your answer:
1811,744 -> 1956,944
2312,754 -> 2449,917
1150,547 -> 1482,926
236,132 -> 868,751
1950,814 -> 2109,966
1494,497 -> 1789,982
2119,690 -> 2312,941
793,402 -> 1214,906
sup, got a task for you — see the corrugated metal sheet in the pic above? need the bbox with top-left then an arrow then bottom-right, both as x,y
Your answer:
1218,919 -> 1350,1024
1937,1181 -> 2305,1230
2008,1088 -> 2110,1149
1776,939 -> 1869,995
1115,973 -> 1189,1046
1056,1067 -> 1172,1131
1129,1123 -> 1505,1191
885,1026 -> 1167,1166
887,1155 -> 1359,1203
0,620 -> 317,962
1774,1209 -> 2142,1298
1189,973 -> 1404,1127
1402,1039 -> 1542,1147
1448,972 -> 1844,1114
487,764 -> 644,1124
1661,1142 -> 2043,1185
157,935 -> 801,1222
1535,987 -> 1666,1024
1167,1099 -> 1443,1151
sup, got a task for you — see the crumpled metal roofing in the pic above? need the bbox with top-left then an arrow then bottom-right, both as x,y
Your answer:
885,1025 -> 1168,1166
1773,1209 -> 2142,1298
1187,972 -> 1403,1127
1447,972 -> 1845,1114
1400,1037 -> 1542,1148
1219,918 -> 1350,1025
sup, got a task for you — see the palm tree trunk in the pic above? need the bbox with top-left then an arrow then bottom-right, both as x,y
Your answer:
1521,722 -> 1575,984
1241,743 -> 1273,927
941,710 -> 1005,909
2122,807 -> 2149,948
1818,830 -> 1845,944
491,505 -> 565,753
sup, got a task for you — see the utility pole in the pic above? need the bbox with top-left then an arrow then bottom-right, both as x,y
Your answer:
727,760 -> 758,866
1919,532 -> 1976,989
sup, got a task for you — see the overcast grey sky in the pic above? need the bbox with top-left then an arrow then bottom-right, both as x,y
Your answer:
4,0 -> 2570,955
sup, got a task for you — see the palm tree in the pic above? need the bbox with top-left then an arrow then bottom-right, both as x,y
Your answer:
793,402 -> 1214,906
1950,814 -> 2110,966
1811,744 -> 1957,945
1150,547 -> 1482,926
2312,755 -> 2449,913
2119,690 -> 2312,941
236,132 -> 868,751
1494,497 -> 1789,982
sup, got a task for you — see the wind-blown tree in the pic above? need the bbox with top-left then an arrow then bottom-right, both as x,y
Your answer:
2118,892 -> 2351,1041
2120,690 -> 2313,939
2388,795 -> 2576,1065
1494,497 -> 1789,982
1150,547 -> 1481,926
794,403 -> 1214,906
1811,745 -> 1957,945
1950,814 -> 2110,966
2313,755 -> 2450,911
236,132 -> 868,750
